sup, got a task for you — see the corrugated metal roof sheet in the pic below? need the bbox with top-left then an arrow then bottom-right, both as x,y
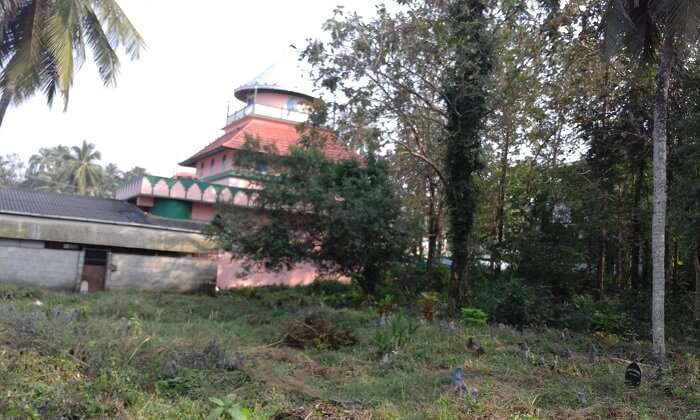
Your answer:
0,188 -> 206,232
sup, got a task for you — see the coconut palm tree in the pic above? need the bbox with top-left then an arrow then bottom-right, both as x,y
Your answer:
100,162 -> 123,197
65,140 -> 102,196
25,145 -> 73,191
0,0 -> 143,127
603,0 -> 700,364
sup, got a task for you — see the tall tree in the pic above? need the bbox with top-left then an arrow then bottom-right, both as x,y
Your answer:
603,0 -> 700,363
0,153 -> 23,186
100,162 -> 123,197
207,148 -> 410,295
65,140 -> 102,195
25,144 -> 73,191
0,0 -> 143,127
442,0 -> 492,313
303,1 -> 450,282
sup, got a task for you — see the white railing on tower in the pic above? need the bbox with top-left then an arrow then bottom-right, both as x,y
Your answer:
226,103 -> 309,125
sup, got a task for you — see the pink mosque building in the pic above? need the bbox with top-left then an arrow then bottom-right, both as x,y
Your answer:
115,60 -> 354,289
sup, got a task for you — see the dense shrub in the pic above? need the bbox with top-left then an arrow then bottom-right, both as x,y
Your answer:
471,278 -> 536,328
461,308 -> 488,326
470,277 -> 640,335
381,260 -> 450,297
308,280 -> 364,308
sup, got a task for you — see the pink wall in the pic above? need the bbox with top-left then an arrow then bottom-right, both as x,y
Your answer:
195,150 -> 235,178
255,92 -> 291,108
216,253 -> 319,288
191,202 -> 215,222
153,179 -> 170,197
170,181 -> 186,199
202,186 -> 218,203
115,178 -> 142,200
254,92 -> 311,112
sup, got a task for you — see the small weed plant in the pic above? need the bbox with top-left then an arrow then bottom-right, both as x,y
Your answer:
375,311 -> 418,354
207,394 -> 251,420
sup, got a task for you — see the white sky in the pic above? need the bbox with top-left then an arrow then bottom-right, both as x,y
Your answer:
0,0 -> 382,176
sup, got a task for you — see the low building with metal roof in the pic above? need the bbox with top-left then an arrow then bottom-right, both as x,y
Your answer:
0,188 -> 217,293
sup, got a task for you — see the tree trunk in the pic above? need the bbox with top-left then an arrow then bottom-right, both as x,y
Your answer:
436,216 -> 443,262
631,162 -> 645,289
449,249 -> 468,315
0,89 -> 12,128
426,180 -> 438,281
617,231 -> 625,290
694,237 -> 700,323
651,32 -> 673,364
597,228 -> 607,296
495,127 -> 511,278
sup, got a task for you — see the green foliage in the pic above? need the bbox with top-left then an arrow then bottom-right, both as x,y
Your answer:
374,312 -> 418,354
308,280 -> 365,308
471,278 -> 533,327
0,154 -> 24,187
441,0 -> 493,311
207,394 -> 251,420
572,295 -> 634,335
467,276 -> 645,335
19,142 -> 148,197
3,407 -> 39,419
377,294 -> 396,317
0,0 -> 144,126
385,260 -> 451,296
461,307 -> 488,326
0,286 -> 697,418
208,148 -> 412,295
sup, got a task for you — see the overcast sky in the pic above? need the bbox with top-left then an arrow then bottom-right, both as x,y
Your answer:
0,0 -> 381,176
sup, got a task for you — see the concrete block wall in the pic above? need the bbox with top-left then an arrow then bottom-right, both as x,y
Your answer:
108,254 -> 216,292
0,246 -> 81,289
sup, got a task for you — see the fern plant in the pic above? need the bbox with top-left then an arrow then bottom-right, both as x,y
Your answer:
419,291 -> 440,321
377,294 -> 396,317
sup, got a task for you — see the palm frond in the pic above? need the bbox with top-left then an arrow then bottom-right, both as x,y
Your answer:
89,0 -> 144,59
1,0 -> 45,92
1,0 -> 143,119
81,6 -> 120,86
0,0 -> 26,55
45,0 -> 79,107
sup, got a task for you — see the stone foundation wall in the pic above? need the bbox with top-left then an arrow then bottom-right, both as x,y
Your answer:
0,245 -> 81,289
108,254 -> 216,292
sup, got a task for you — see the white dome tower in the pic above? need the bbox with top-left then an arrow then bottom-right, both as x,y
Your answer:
226,56 -> 317,125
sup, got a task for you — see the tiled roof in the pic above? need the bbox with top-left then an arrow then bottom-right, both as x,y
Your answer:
0,188 -> 206,232
180,116 -> 355,167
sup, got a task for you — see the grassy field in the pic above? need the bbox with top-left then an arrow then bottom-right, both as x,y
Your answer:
0,284 -> 698,419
